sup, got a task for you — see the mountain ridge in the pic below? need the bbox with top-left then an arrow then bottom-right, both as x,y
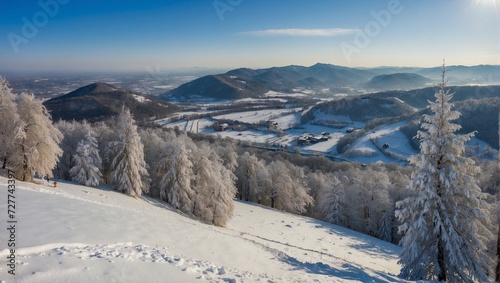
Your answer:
162,74 -> 269,100
163,63 -> 500,100
44,82 -> 178,122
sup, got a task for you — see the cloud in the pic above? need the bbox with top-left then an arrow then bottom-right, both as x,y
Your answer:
240,28 -> 359,37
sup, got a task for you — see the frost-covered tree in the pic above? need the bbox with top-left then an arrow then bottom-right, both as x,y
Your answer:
235,152 -> 261,201
140,128 -> 174,198
266,160 -> 292,209
191,143 -> 236,226
94,121 -> 118,184
256,163 -> 271,204
285,163 -> 314,214
156,134 -> 195,212
317,175 -> 346,226
396,63 -> 492,282
110,107 -> 149,197
378,210 -> 393,243
69,127 -> 102,186
13,93 -> 63,182
265,160 -> 313,214
54,120 -> 93,179
156,135 -> 236,226
214,138 -> 238,171
340,168 -> 392,237
0,77 -> 22,169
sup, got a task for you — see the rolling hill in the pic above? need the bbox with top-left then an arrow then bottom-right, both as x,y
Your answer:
363,73 -> 432,91
304,96 -> 416,122
44,83 -> 178,123
162,74 -> 269,100
371,85 -> 500,108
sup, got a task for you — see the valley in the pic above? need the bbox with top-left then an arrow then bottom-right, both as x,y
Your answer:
8,63 -> 500,165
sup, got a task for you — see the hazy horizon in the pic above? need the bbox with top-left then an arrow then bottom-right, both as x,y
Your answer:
1,0 -> 499,72
1,62 -> 500,76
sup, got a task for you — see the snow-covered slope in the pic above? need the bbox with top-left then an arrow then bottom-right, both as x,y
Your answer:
0,177 -> 407,283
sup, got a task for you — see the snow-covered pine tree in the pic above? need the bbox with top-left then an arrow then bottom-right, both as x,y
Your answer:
396,62 -> 492,282
55,120 -> 80,179
110,106 -> 149,197
13,93 -> 63,182
378,211 -> 393,243
0,77 -> 22,169
69,126 -> 102,186
55,120 -> 95,180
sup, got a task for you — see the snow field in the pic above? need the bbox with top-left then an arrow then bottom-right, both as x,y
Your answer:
213,109 -> 300,125
0,178 -> 406,282
339,122 -> 417,164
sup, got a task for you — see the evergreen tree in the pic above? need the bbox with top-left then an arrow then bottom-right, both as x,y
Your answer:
55,120 -> 94,180
69,127 -> 102,186
378,211 -> 393,243
396,63 -> 492,282
110,107 -> 149,197
13,93 -> 63,182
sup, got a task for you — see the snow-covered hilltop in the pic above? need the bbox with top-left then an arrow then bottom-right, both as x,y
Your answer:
0,178 -> 405,283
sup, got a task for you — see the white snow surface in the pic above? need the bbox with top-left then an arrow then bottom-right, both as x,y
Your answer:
340,122 -> 417,164
213,109 -> 299,125
0,177 -> 408,283
132,94 -> 151,103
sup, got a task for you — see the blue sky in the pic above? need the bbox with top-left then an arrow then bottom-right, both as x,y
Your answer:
0,0 -> 499,71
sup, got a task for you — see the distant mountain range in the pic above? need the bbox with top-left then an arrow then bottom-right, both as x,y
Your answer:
162,63 -> 500,101
226,63 -> 374,92
44,82 -> 178,122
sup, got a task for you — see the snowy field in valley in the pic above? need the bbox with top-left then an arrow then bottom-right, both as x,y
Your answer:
339,122 -> 417,164
0,177 -> 407,283
155,107 -> 421,164
213,109 -> 301,125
